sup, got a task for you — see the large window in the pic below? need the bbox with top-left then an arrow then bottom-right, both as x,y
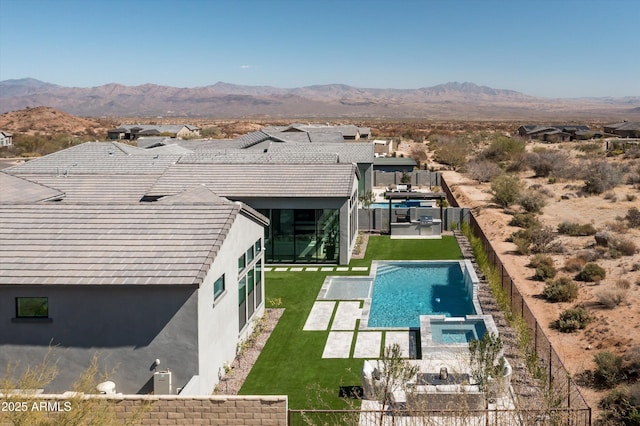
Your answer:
259,209 -> 340,264
213,275 -> 225,300
238,253 -> 246,273
16,297 -> 48,318
238,275 -> 247,331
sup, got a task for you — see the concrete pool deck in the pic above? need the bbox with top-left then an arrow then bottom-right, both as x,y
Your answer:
305,300 -> 412,359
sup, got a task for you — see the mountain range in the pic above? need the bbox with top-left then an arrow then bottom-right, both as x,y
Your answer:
1,78 -> 638,120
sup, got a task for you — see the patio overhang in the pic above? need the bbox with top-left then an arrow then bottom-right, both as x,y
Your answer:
384,191 -> 446,233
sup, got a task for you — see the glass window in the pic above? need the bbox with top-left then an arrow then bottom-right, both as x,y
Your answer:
238,275 -> 247,305
238,253 -> 246,273
248,268 -> 255,294
255,239 -> 262,253
247,246 -> 254,264
255,261 -> 263,307
16,297 -> 48,318
213,275 -> 225,300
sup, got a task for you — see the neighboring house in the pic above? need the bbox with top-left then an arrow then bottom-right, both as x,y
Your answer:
108,124 -> 200,140
0,131 -> 13,147
373,139 -> 393,157
373,157 -> 418,173
604,122 -> 640,138
517,125 -> 591,142
0,186 -> 268,396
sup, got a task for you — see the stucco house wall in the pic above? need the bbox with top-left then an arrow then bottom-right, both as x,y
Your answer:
0,285 -> 199,394
194,212 -> 265,395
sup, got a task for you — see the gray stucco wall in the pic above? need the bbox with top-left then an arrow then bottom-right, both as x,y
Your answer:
358,207 -> 470,232
0,285 -> 198,395
373,170 -> 440,187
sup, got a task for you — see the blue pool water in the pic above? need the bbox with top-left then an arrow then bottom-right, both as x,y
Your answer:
367,262 -> 476,328
431,319 -> 487,344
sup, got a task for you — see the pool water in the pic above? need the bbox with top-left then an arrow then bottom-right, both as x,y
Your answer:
430,319 -> 487,344
367,262 -> 476,328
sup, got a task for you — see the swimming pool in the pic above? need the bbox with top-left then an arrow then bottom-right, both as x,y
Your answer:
367,261 -> 477,328
370,201 -> 435,209
430,318 -> 487,344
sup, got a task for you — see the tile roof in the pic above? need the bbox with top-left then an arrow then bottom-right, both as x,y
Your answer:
178,150 -> 339,164
147,163 -> 357,198
15,174 -> 160,203
0,172 -> 64,204
0,203 -> 242,286
5,142 -> 180,175
266,142 -> 374,163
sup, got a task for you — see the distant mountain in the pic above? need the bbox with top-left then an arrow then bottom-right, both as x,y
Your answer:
0,78 -> 638,120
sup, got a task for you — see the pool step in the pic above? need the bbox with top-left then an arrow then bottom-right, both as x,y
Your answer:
375,265 -> 403,276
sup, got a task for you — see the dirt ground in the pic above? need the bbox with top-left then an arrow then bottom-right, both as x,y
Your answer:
440,162 -> 640,410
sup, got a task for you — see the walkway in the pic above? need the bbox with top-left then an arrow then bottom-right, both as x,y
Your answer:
304,300 -> 413,359
264,266 -> 369,272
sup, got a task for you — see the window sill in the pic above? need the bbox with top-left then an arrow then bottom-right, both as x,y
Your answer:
12,317 -> 53,323
213,290 -> 228,306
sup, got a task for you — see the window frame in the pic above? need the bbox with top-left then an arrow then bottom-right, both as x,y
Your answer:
213,274 -> 226,301
15,297 -> 49,319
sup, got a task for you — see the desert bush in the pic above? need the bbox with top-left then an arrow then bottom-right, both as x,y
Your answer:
564,257 -> 586,273
594,351 -> 626,388
526,150 -> 572,178
534,263 -> 557,281
583,160 -> 623,194
626,207 -> 640,228
509,228 -> 532,255
609,236 -> 638,257
597,288 -> 629,309
598,383 -> 640,425
543,276 -> 578,302
603,192 -> 618,202
553,307 -> 591,332
557,221 -> 597,236
576,262 -> 607,282
518,192 -> 546,213
617,279 -> 631,290
465,159 -> 502,183
509,212 -> 540,229
529,225 -> 560,253
529,254 -> 554,269
491,174 -> 524,207
577,248 -> 606,262
481,135 -> 526,163
627,194 -> 638,202
431,136 -> 469,170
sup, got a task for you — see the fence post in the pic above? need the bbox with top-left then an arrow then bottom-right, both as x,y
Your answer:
549,344 -> 553,391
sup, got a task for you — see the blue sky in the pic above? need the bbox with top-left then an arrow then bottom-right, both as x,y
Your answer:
0,0 -> 638,98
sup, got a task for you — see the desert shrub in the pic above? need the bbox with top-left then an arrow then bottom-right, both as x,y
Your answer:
526,149 -> 572,178
509,212 -> 540,229
576,262 -> 607,282
609,236 -> 639,257
617,279 -> 631,290
491,174 -> 524,207
577,249 -> 605,262
481,135 -> 526,162
597,288 -> 629,309
626,207 -> 640,228
603,192 -> 618,202
518,192 -> 546,213
534,263 -> 557,281
577,142 -> 603,153
564,257 -> 586,272
529,225 -> 560,253
553,307 -> 591,332
627,194 -> 638,202
543,276 -> 578,302
583,160 -> 623,194
594,351 -> 626,388
598,383 -> 640,425
505,153 -> 528,173
509,228 -> 532,255
557,221 -> 597,236
465,159 -> 502,183
431,137 -> 469,170
529,254 -> 554,269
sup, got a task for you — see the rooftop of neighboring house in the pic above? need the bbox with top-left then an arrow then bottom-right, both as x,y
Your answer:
109,124 -> 200,133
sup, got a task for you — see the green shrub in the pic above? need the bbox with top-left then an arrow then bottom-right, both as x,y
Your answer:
482,135 -> 526,162
534,264 -> 557,281
509,212 -> 540,229
510,229 -> 532,255
543,277 -> 578,302
594,351 -> 626,388
518,192 -> 546,213
552,307 -> 591,332
491,174 -> 524,208
557,221 -> 597,236
529,225 -> 560,254
576,262 -> 607,282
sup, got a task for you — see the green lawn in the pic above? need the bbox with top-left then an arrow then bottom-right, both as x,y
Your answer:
239,235 -> 463,409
